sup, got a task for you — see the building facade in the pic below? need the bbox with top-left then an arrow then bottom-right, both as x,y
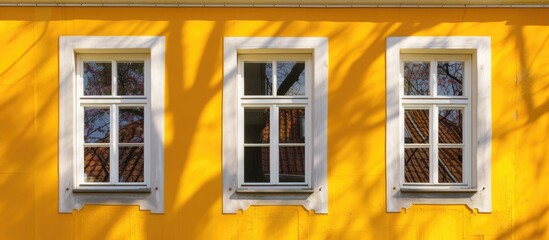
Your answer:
0,2 -> 548,239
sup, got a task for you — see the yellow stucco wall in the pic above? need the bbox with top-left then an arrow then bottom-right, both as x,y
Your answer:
0,6 -> 548,239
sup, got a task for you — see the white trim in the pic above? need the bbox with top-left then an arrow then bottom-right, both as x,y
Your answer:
386,36 -> 491,213
59,36 -> 165,213
223,37 -> 328,214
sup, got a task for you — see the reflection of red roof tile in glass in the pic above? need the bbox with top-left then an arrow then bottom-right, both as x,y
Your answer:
404,110 -> 463,183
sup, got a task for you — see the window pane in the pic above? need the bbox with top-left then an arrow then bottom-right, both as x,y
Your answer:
439,109 -> 462,144
404,109 -> 429,144
404,148 -> 429,183
83,62 -> 112,95
244,108 -> 270,143
276,61 -> 305,96
84,147 -> 110,182
244,62 -> 272,95
119,107 -> 144,143
438,148 -> 463,183
84,108 -> 110,143
404,61 -> 430,96
279,108 -> 305,143
279,147 -> 305,182
244,147 -> 270,183
119,146 -> 144,182
117,62 -> 145,96
437,61 -> 464,96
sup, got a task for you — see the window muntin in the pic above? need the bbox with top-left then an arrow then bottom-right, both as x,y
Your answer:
238,54 -> 312,188
76,54 -> 151,188
400,54 -> 471,188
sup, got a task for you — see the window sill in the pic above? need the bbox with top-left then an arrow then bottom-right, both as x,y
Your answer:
73,187 -> 152,193
236,187 -> 314,194
399,186 -> 478,193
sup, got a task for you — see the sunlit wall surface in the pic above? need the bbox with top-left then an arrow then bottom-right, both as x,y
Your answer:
0,7 -> 548,239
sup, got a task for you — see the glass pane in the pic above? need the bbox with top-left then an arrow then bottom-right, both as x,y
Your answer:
404,61 -> 430,96
244,108 -> 270,143
119,146 -> 144,182
276,61 -> 305,96
84,147 -> 110,182
279,108 -> 305,143
244,62 -> 272,95
244,147 -> 270,183
437,61 -> 464,96
404,148 -> 430,183
119,107 -> 145,143
83,62 -> 112,95
439,109 -> 463,144
84,108 -> 110,143
404,109 -> 429,144
117,62 -> 145,95
438,148 -> 463,183
279,147 -> 305,182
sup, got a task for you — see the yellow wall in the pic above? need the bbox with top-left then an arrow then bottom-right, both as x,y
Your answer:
0,6 -> 548,239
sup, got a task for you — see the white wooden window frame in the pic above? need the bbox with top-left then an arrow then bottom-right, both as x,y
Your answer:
76,54 -> 151,189
386,36 -> 492,213
400,54 -> 472,188
223,37 -> 328,214
238,54 -> 312,189
59,36 -> 165,213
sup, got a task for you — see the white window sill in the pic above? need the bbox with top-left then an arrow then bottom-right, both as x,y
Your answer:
399,187 -> 478,193
73,188 -> 152,193
236,188 -> 314,194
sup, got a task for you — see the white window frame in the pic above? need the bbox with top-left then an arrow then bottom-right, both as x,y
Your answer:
223,37 -> 328,214
386,36 -> 492,213
59,36 -> 165,213
238,54 -> 312,189
76,54 -> 151,189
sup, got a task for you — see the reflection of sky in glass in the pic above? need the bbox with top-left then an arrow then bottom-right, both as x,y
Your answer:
84,108 -> 110,143
119,107 -> 144,143
84,62 -> 112,95
437,62 -> 463,96
404,62 -> 430,95
277,61 -> 305,96
118,62 -> 145,96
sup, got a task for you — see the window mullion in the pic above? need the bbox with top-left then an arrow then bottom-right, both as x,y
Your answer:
112,60 -> 117,97
432,105 -> 439,184
431,60 -> 437,97
270,105 -> 279,184
272,61 -> 277,96
111,105 -> 119,184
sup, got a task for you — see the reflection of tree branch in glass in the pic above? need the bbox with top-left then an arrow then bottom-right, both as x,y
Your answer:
118,62 -> 145,96
404,62 -> 430,96
437,62 -> 463,96
277,62 -> 305,96
84,62 -> 112,95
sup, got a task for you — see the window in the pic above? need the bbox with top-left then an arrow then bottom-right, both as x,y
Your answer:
76,54 -> 150,188
223,37 -> 328,214
239,55 -> 311,188
59,36 -> 165,213
386,37 -> 492,213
